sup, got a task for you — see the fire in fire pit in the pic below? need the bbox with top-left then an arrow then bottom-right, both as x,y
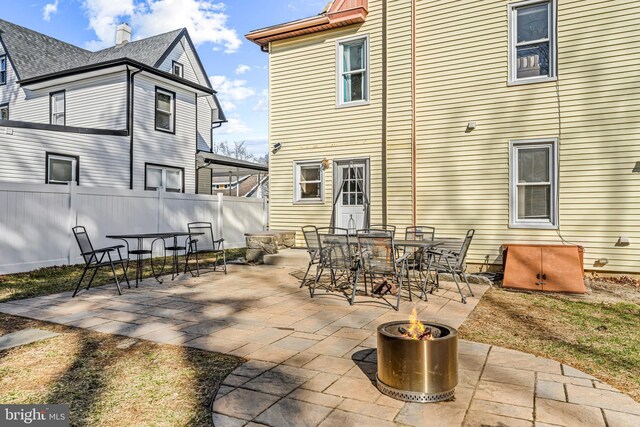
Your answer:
376,313 -> 458,403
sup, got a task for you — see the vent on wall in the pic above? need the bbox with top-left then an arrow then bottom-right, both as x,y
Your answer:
633,162 -> 640,173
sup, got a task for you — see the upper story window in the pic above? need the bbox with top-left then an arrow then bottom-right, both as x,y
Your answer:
509,0 -> 556,85
294,161 -> 323,203
337,35 -> 369,107
155,87 -> 175,133
145,164 -> 183,193
0,55 -> 6,85
172,61 -> 184,78
0,104 -> 8,120
509,139 -> 558,229
46,153 -> 79,185
50,90 -> 66,126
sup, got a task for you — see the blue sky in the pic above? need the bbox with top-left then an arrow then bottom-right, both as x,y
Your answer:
3,0 -> 328,156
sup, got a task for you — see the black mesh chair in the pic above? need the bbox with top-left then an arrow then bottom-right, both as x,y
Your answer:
424,229 -> 475,303
185,222 -> 226,276
310,229 -> 357,299
369,224 -> 396,238
405,226 -> 435,241
300,226 -> 322,288
72,226 -> 130,297
354,232 -> 410,311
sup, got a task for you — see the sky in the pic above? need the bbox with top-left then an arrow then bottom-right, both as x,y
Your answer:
2,0 -> 329,157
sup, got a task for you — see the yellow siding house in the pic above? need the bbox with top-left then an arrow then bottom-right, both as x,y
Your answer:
247,0 -> 640,274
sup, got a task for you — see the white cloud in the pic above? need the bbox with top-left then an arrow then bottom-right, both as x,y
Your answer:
43,0 -> 60,22
210,75 -> 256,112
235,64 -> 251,75
253,89 -> 268,112
217,114 -> 251,135
82,0 -> 241,53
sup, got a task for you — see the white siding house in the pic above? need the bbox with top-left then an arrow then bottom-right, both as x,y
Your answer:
0,20 -> 228,194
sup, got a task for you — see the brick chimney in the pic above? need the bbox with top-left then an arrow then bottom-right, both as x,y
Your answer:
115,23 -> 132,46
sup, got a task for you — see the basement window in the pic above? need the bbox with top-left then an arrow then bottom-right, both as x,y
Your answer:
294,161 -> 323,203
509,0 -> 557,84
146,164 -> 183,193
337,35 -> 369,107
510,139 -> 558,229
47,153 -> 79,185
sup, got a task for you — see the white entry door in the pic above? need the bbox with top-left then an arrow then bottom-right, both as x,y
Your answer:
335,161 -> 368,233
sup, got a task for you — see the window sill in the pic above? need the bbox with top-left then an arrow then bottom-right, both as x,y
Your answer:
507,76 -> 558,87
509,222 -> 558,230
293,199 -> 324,205
336,100 -> 370,109
155,127 -> 175,134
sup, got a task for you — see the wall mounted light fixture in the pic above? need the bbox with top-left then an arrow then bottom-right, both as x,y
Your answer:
272,142 -> 282,154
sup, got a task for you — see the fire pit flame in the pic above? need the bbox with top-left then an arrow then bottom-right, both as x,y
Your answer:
399,308 -> 439,341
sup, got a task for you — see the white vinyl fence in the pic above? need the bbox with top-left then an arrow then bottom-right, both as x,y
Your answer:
0,182 -> 266,274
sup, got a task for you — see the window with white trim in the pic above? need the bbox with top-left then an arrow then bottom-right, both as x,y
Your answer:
155,88 -> 175,133
294,161 -> 323,202
50,91 -> 65,125
145,164 -> 183,193
0,55 -> 6,85
0,104 -> 8,120
337,36 -> 368,106
172,61 -> 184,78
510,139 -> 558,228
47,154 -> 78,184
509,0 -> 556,84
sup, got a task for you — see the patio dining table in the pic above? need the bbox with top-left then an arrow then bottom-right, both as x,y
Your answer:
106,231 -> 203,286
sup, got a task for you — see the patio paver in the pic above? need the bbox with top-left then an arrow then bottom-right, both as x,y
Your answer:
1,263 -> 638,426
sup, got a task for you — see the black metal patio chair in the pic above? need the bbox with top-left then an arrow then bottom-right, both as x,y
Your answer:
72,226 -> 130,297
310,231 -> 359,300
185,222 -> 226,276
300,225 -> 322,288
423,229 -> 475,303
353,232 -> 411,311
369,224 -> 397,237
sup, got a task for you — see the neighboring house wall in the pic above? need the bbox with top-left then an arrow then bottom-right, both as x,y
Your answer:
2,69 -> 128,130
197,96 -> 213,151
269,0 -> 384,232
265,0 -> 640,273
132,73 -> 197,193
0,125 -> 129,187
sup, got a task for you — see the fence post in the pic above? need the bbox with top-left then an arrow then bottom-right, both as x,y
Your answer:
262,196 -> 268,231
68,182 -> 77,266
217,192 -> 224,239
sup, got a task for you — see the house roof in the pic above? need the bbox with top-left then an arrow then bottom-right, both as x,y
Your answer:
246,0 -> 368,48
0,19 -> 212,93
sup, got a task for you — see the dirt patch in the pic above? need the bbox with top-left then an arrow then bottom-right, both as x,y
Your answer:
0,314 -> 242,426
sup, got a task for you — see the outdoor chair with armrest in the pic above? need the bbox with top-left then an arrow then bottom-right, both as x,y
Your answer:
72,226 -> 131,297
423,229 -> 475,303
353,233 -> 411,311
310,232 -> 359,300
404,225 -> 436,281
300,225 -> 322,288
368,224 -> 396,238
185,222 -> 226,277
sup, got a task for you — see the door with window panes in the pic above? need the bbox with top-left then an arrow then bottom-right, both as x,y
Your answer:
335,161 -> 368,233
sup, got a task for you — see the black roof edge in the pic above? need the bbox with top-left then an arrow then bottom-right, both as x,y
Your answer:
0,33 -> 21,81
154,29 -> 213,90
18,57 -> 216,94
198,151 -> 269,172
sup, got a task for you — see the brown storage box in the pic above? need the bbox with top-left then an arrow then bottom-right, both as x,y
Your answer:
502,244 -> 586,294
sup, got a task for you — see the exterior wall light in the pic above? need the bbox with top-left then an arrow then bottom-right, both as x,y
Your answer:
272,142 -> 282,154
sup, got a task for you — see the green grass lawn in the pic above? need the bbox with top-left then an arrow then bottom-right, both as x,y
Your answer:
0,248 -> 246,302
459,286 -> 640,402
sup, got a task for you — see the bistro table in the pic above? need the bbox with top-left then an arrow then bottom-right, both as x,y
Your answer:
106,231 -> 203,286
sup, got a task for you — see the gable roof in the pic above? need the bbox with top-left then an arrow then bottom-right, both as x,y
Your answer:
0,19 -> 211,91
246,0 -> 368,48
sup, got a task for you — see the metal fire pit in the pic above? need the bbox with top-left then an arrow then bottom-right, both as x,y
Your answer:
376,321 -> 458,403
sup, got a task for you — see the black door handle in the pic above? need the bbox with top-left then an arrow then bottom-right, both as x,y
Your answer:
542,274 -> 547,280
536,273 -> 541,280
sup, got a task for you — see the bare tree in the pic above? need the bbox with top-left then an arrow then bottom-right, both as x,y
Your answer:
213,141 -> 268,165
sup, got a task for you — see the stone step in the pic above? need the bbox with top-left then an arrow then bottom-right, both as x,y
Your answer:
263,249 -> 310,268
0,328 -> 60,351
